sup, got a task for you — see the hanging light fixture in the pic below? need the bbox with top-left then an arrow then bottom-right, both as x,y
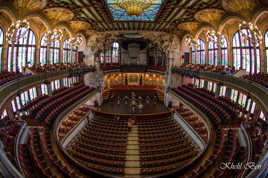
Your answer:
206,30 -> 225,47
44,28 -> 63,44
238,21 -> 263,74
6,19 -> 30,43
185,35 -> 199,48
6,0 -> 31,43
238,21 -> 262,45
69,35 -> 83,48
115,0 -> 152,17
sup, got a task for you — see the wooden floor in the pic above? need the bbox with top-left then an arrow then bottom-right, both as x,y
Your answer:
101,90 -> 168,114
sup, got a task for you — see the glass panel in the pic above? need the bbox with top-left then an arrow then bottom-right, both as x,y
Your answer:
7,29 -> 36,72
0,28 -> 3,72
11,100 -> 16,113
107,0 -> 162,21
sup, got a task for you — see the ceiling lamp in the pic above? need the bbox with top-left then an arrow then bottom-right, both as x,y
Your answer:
238,21 -> 262,74
7,19 -> 30,43
115,0 -> 152,17
239,21 -> 262,45
7,0 -> 30,43
70,36 -> 83,48
206,30 -> 225,47
185,35 -> 198,48
44,29 -> 63,44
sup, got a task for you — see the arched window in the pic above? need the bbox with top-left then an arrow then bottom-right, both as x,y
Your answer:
197,39 -> 205,64
105,48 -> 111,64
50,39 -> 60,64
112,42 -> 119,64
100,52 -> 104,64
191,45 -> 196,64
208,41 -> 218,65
233,29 -> 260,73
265,30 -> 268,73
208,37 -> 228,66
72,46 -> 77,63
221,37 -> 228,66
63,39 -> 71,63
0,28 -> 4,72
40,35 -> 48,66
8,28 -> 36,72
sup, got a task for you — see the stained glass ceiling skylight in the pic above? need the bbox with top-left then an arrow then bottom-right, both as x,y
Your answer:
106,0 -> 163,21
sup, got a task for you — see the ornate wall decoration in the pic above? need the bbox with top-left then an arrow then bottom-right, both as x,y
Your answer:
43,7 -> 74,24
13,0 -> 47,13
177,22 -> 200,34
69,21 -> 91,33
194,8 -> 225,27
221,0 -> 259,20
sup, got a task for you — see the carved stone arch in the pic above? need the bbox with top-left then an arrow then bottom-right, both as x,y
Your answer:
0,6 -> 16,28
251,8 -> 268,35
25,12 -> 51,31
53,22 -> 74,39
75,32 -> 87,51
218,15 -> 245,33
181,33 -> 192,52
194,24 -> 215,40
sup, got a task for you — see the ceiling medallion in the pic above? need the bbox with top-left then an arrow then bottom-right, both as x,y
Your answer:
115,0 -> 152,17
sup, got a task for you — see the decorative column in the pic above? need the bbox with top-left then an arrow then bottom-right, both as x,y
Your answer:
36,84 -> 42,96
2,34 -> 9,71
35,39 -> 41,66
6,103 -> 15,120
164,52 -> 173,106
239,21 -> 262,74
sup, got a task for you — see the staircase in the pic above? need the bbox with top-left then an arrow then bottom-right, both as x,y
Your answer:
124,125 -> 141,178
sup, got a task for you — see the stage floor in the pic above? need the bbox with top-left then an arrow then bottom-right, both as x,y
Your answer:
100,90 -> 168,114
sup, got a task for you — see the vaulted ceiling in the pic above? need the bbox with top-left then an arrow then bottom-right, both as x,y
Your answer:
45,0 -> 221,32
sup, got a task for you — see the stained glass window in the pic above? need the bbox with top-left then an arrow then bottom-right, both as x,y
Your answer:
72,46 -> 77,63
100,52 -> 104,64
265,30 -> 268,73
0,28 -> 4,72
208,42 -> 218,65
260,111 -> 266,121
41,84 -> 48,95
1,110 -> 7,119
106,0 -> 162,21
50,39 -> 60,64
11,100 -> 16,113
251,102 -> 256,114
55,80 -> 60,90
112,42 -> 119,63
51,81 -> 55,91
221,37 -> 228,66
63,39 -> 71,63
192,45 -> 196,64
246,98 -> 251,111
233,29 -> 260,73
40,35 -> 48,66
16,96 -> 21,110
196,39 -> 205,64
8,28 -> 36,72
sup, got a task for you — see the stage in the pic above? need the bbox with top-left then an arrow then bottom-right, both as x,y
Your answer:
100,90 -> 168,114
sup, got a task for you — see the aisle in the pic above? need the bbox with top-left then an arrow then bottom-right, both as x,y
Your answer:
124,125 -> 141,178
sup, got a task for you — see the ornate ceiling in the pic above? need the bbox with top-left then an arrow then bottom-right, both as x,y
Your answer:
2,0 -> 266,37
44,0 -> 221,32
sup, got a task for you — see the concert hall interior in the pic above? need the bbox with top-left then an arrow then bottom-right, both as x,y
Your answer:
0,0 -> 268,178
